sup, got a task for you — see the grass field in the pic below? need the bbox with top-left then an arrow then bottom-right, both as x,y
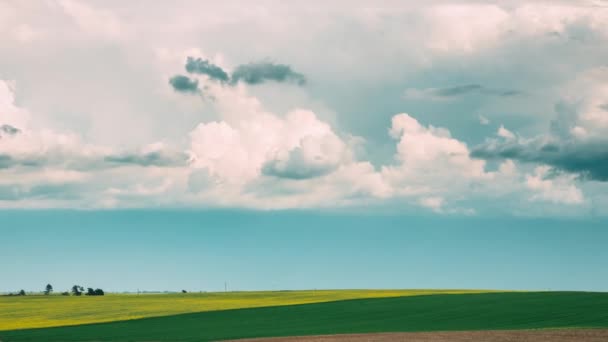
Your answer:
0,289 -> 491,330
1,292 -> 608,342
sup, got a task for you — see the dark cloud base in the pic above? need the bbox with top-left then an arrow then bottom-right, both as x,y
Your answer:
0,124 -> 20,136
178,57 -> 306,87
104,151 -> 190,167
169,75 -> 199,93
472,138 -> 608,181
230,62 -> 306,86
185,57 -> 229,82
412,84 -> 522,98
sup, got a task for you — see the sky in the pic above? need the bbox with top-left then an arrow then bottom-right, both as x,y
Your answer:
2,210 -> 608,293
1,1 -> 608,291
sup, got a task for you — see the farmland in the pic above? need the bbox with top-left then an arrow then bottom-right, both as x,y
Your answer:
2,291 -> 608,342
0,289 -> 491,331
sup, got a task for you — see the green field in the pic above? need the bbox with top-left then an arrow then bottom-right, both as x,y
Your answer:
0,289 -> 488,330
1,291 -> 608,342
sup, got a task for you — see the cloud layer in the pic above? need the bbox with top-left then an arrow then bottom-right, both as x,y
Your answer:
2,1 -> 608,215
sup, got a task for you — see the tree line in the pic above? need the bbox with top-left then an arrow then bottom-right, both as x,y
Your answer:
5,284 -> 105,296
69,285 -> 105,296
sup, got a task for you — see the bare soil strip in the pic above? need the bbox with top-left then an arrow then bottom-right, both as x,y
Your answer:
226,329 -> 608,342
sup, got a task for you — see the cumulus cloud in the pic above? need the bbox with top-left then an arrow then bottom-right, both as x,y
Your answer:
497,125 -> 515,139
373,113 -> 580,212
526,166 -> 584,204
169,75 -> 199,93
472,68 -> 608,181
0,76 -> 592,213
0,81 -> 101,171
231,62 -> 306,86
182,84 -> 392,209
0,81 -> 29,129
261,133 -> 347,179
382,113 -> 487,184
185,57 -> 229,82
0,81 -> 189,174
188,87 -> 349,183
473,136 -> 608,181
377,113 -> 497,212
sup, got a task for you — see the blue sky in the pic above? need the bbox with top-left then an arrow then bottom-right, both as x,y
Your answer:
2,210 -> 607,292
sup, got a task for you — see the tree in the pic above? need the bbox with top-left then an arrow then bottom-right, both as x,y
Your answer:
44,284 -> 53,295
18,289 -> 26,296
61,291 -> 70,296
182,290 -> 187,293
83,288 -> 105,296
71,285 -> 83,296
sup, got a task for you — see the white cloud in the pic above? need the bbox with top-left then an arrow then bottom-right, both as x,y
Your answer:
2,2 -> 608,215
498,159 -> 517,176
0,80 -> 29,129
419,196 -> 444,212
189,84 -> 351,183
379,113 -> 497,212
420,2 -> 608,55
0,80 -> 103,169
383,113 -> 487,184
471,66 -> 608,183
560,67 -> 608,139
513,3 -> 608,38
497,125 -> 515,139
423,4 -> 510,53
526,166 -> 584,205
262,132 -> 347,179
0,78 -> 595,214
12,24 -> 44,43
57,0 -> 123,40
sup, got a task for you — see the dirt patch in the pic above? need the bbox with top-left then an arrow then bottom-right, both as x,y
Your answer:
226,329 -> 608,342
